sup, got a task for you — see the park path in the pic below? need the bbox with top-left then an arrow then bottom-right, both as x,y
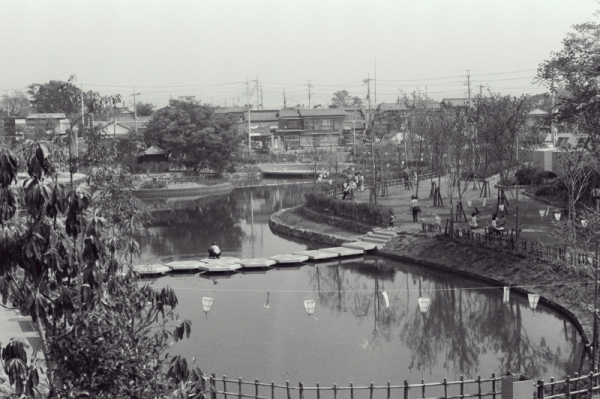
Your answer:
352,175 -> 561,244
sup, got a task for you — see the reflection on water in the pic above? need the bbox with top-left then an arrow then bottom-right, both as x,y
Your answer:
139,184 -> 584,386
138,183 -> 319,262
151,257 -> 583,387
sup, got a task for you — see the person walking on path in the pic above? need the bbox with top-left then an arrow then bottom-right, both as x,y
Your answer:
388,213 -> 395,230
349,179 -> 357,201
410,195 -> 420,222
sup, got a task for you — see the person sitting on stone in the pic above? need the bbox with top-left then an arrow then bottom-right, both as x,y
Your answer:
497,214 -> 506,229
208,242 -> 221,259
490,214 -> 504,236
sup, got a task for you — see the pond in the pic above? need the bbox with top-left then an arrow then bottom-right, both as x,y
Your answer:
138,183 -> 585,389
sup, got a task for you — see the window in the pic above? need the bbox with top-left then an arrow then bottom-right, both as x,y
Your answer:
304,120 -> 315,131
284,135 -> 299,142
282,120 -> 301,129
319,119 -> 334,130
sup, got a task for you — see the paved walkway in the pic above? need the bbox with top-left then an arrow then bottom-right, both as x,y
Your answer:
352,175 -> 562,244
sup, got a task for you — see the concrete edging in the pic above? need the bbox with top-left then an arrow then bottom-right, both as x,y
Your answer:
132,183 -> 233,199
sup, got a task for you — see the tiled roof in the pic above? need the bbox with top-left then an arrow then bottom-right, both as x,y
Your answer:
442,98 -> 470,107
214,107 -> 246,114
247,110 -> 279,121
298,109 -> 346,117
528,108 -> 549,116
118,121 -> 148,129
144,146 -> 168,155
378,102 -> 410,111
27,113 -> 68,120
278,110 -> 301,118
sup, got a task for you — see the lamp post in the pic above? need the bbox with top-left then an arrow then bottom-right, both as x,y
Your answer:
418,297 -> 430,314
304,300 -> 316,315
582,218 -> 599,371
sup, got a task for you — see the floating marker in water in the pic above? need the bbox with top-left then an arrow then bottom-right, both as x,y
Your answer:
503,287 -> 510,304
528,294 -> 540,310
304,300 -> 316,315
382,291 -> 389,309
418,297 -> 430,314
264,291 -> 270,309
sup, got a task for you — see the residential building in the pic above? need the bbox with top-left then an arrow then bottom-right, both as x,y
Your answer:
1,116 -> 26,135
178,96 -> 196,102
342,106 -> 367,144
237,110 -> 280,149
94,116 -> 152,136
441,98 -> 471,107
26,113 -> 70,134
295,108 -> 346,147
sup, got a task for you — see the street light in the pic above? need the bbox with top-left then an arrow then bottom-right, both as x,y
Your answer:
418,297 -> 430,314
304,300 -> 316,315
503,287 -> 510,304
528,293 -> 540,310
202,297 -> 214,313
554,211 -> 562,221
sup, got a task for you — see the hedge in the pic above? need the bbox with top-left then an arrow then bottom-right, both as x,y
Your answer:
303,191 -> 391,225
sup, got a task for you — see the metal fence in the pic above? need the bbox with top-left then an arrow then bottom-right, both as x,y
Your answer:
325,172 -> 442,197
421,220 -> 594,266
207,370 -> 600,399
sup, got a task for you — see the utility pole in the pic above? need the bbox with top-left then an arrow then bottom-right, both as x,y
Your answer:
131,88 -> 141,133
260,83 -> 264,110
550,68 -> 556,146
364,75 -> 376,205
374,57 -> 377,107
246,78 -> 252,154
5,90 -> 9,117
256,76 -> 259,110
477,82 -> 486,97
464,70 -> 471,106
283,89 -> 287,109
308,81 -> 313,108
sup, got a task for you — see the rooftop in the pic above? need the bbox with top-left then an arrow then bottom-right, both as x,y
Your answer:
27,113 -> 68,120
297,108 -> 346,117
528,108 -> 549,116
214,107 -> 247,114
246,110 -> 280,121
144,145 -> 168,155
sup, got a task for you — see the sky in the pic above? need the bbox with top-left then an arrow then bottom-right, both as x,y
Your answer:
0,0 -> 598,110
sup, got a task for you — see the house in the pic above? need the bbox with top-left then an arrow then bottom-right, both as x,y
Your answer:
94,116 -> 151,136
139,146 -> 168,163
295,108 -> 346,147
1,116 -> 26,135
26,113 -> 70,134
214,106 -> 246,121
276,109 -> 304,150
342,106 -> 367,143
441,98 -> 471,107
237,110 -> 280,149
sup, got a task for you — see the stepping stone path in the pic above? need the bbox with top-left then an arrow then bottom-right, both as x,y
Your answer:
293,250 -> 338,260
236,258 -> 277,268
320,247 -> 364,257
134,264 -> 171,275
269,254 -> 310,264
165,260 -> 204,271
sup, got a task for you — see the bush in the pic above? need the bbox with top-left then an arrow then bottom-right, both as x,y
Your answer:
515,167 -> 542,185
535,185 -> 553,196
304,191 -> 391,225
139,179 -> 168,189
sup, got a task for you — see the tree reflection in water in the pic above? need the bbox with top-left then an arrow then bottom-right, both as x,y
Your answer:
307,258 -> 585,379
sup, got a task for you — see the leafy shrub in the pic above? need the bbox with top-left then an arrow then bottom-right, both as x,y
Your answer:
535,185 -> 553,196
304,191 -> 391,225
515,167 -> 542,185
139,179 -> 168,189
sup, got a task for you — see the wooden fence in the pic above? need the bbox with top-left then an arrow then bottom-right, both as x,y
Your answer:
421,220 -> 594,267
325,172 -> 442,197
206,370 -> 600,399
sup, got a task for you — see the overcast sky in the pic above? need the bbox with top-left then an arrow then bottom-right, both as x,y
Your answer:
1,0 -> 598,110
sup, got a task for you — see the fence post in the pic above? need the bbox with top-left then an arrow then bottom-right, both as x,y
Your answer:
460,375 -> 464,398
588,372 -> 593,399
211,375 -> 217,399
317,383 -> 320,399
351,382 -> 354,399
256,379 -> 259,399
537,380 -> 544,399
422,379 -> 425,398
478,376 -> 482,399
492,374 -> 496,399
404,380 -> 410,399
299,382 -> 304,399
387,382 -> 391,399
286,381 -> 291,399
334,384 -> 337,399
444,378 -> 448,399
272,382 -> 275,399
574,373 -> 579,399
370,382 -> 374,399
566,376 -> 571,399
223,376 -> 228,399
239,378 -> 243,399
550,378 -> 555,398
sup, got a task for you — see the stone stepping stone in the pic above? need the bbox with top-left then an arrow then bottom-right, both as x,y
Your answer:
371,230 -> 397,237
201,257 -> 240,264
236,258 -> 276,268
165,260 -> 205,271
293,250 -> 338,260
133,264 -> 171,275
197,262 -> 241,273
320,247 -> 364,257
362,236 -> 389,244
342,241 -> 379,251
269,254 -> 309,264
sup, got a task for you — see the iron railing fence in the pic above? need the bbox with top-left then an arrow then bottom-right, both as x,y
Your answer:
325,171 -> 443,197
422,220 -> 594,266
206,370 -> 600,399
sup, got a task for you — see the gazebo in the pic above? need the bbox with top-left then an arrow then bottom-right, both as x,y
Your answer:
140,146 -> 168,163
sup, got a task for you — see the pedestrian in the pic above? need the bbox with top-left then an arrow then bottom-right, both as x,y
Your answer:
388,213 -> 395,230
208,242 -> 221,259
359,173 -> 365,191
469,212 -> 479,229
342,180 -> 350,200
349,179 -> 357,201
410,195 -> 420,222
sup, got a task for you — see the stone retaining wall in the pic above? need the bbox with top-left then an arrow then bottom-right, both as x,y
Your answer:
132,183 -> 233,199
269,207 -> 352,246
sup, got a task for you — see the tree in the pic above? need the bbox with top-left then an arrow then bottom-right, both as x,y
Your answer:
537,20 -> 600,147
144,100 -> 240,173
331,90 -> 363,107
1,91 -> 31,117
136,102 -> 155,116
28,79 -> 82,117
